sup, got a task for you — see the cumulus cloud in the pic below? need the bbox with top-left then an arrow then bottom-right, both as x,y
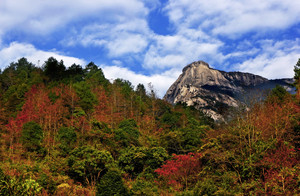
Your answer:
235,39 -> 300,79
64,19 -> 150,57
165,0 -> 300,36
107,34 -> 148,57
143,30 -> 223,70
0,42 -> 86,69
0,0 -> 148,35
102,65 -> 181,98
57,0 -> 225,70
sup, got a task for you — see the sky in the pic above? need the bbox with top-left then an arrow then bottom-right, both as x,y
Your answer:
0,0 -> 300,97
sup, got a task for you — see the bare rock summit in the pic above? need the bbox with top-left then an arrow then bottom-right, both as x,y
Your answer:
164,61 -> 293,121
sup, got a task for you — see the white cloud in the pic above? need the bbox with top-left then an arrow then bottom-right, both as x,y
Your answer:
102,65 -> 181,98
1,0 -> 228,71
0,42 -> 86,69
62,18 -> 151,57
0,0 -> 148,36
235,39 -> 300,79
107,34 -> 148,57
0,0 -> 152,60
143,31 -> 223,70
143,0 -> 161,11
224,49 -> 260,59
165,0 -> 300,36
236,54 -> 298,79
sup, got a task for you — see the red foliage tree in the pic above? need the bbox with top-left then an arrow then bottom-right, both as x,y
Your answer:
260,141 -> 299,195
5,86 -> 40,152
155,152 -> 202,190
5,85 -> 72,152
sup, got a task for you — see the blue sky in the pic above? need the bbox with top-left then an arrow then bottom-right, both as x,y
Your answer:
0,0 -> 300,97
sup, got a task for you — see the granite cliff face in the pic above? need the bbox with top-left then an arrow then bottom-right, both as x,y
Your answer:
164,61 -> 294,121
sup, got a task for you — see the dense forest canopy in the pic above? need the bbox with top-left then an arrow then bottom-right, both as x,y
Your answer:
0,57 -> 299,195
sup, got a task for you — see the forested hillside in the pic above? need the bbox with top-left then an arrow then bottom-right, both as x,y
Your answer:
0,57 -> 299,195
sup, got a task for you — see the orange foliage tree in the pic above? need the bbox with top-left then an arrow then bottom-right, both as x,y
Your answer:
93,87 -> 110,124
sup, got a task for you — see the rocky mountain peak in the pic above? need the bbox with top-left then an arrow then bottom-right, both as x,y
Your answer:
182,61 -> 234,88
164,61 -> 293,121
182,61 -> 210,72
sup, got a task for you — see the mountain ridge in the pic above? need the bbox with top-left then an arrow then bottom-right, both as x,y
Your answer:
164,61 -> 294,121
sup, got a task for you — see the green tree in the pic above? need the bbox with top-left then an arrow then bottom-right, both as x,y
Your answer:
0,57 -> 34,87
73,81 -> 97,113
0,58 -> 40,113
15,57 -> 34,69
85,62 -> 109,89
114,119 -> 140,147
118,146 -> 169,177
160,111 -> 182,130
114,79 -> 134,98
268,85 -> 288,103
44,57 -> 66,81
193,178 -> 218,195
66,63 -> 84,82
180,118 -> 208,152
67,146 -> 114,185
131,176 -> 159,196
136,83 -> 146,98
96,168 -> 129,196
20,121 -> 43,152
160,131 -> 184,155
2,83 -> 29,112
56,126 -> 77,155
85,62 -> 98,74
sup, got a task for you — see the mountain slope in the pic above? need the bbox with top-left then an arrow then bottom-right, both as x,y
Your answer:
164,61 -> 294,121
